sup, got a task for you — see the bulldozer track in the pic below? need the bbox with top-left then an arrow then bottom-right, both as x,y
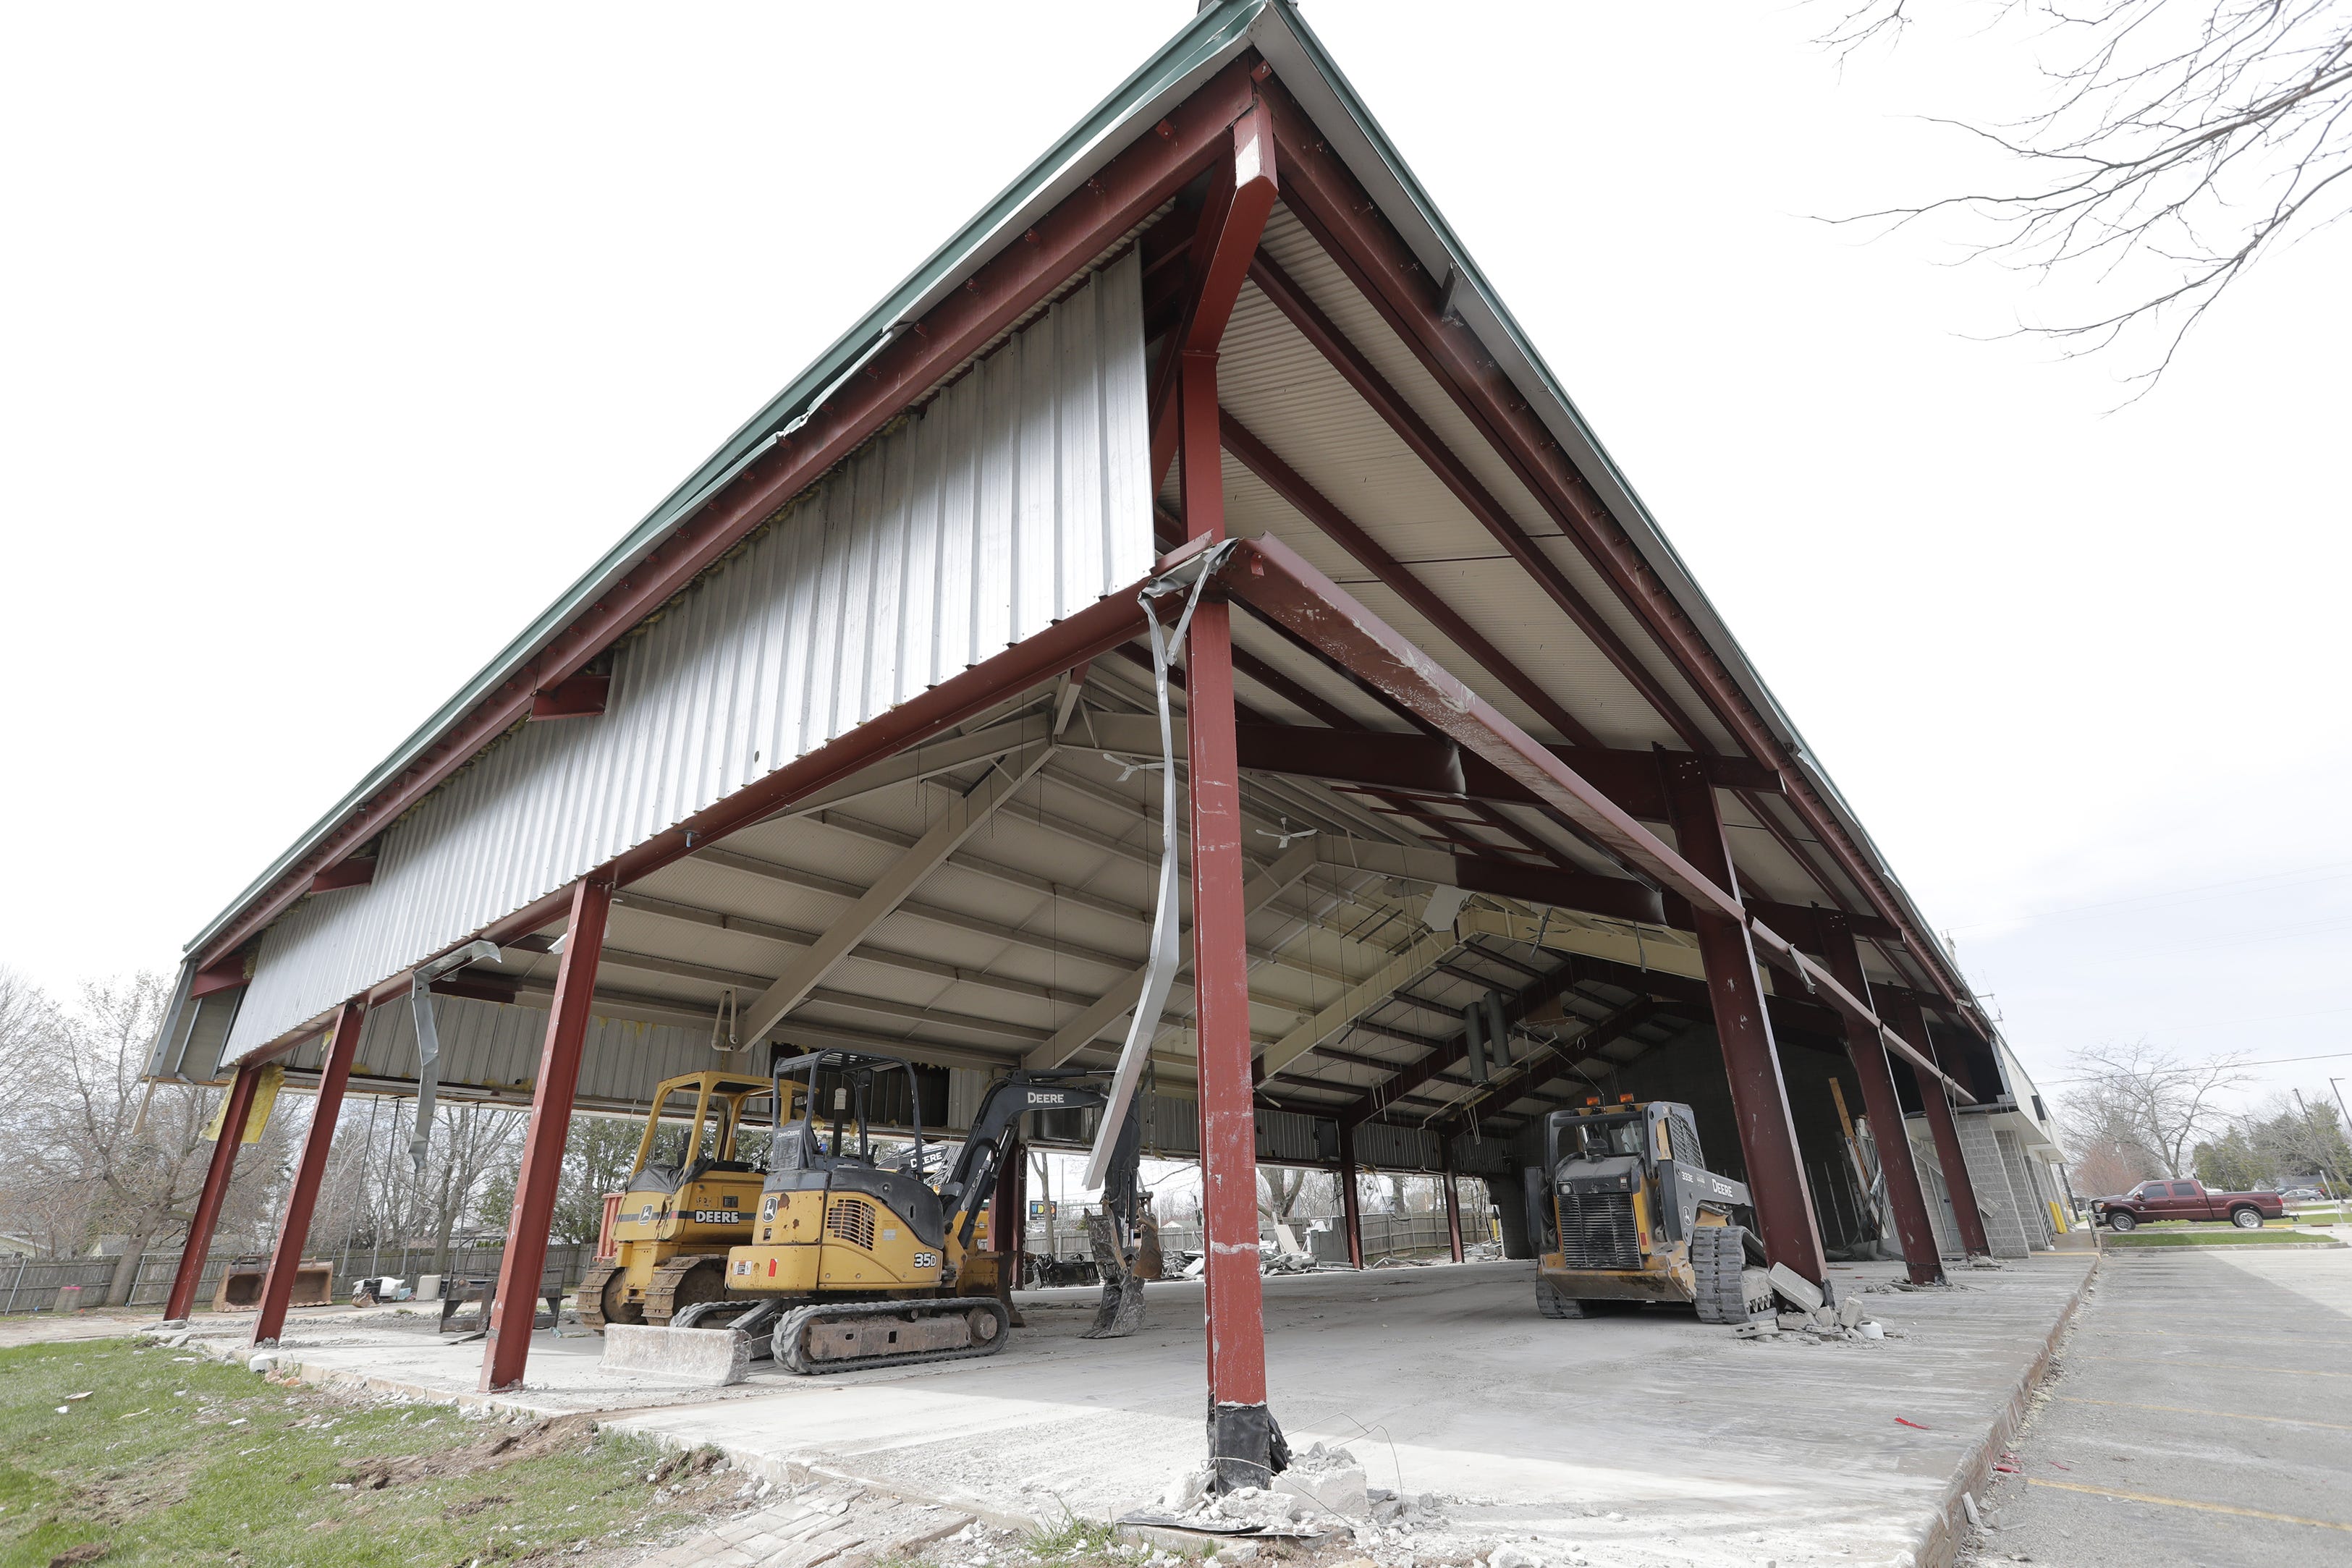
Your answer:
576,1260 -> 620,1331
645,1254 -> 732,1326
772,1297 -> 1010,1375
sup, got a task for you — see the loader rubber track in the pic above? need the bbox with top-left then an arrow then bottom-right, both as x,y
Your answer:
771,1297 -> 1011,1375
1691,1224 -> 1761,1324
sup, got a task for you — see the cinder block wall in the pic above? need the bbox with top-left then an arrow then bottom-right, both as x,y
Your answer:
1955,1114 -> 2033,1258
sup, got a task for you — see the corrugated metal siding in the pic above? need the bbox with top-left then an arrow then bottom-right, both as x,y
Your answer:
282,993 -> 715,1105
227,254 -> 1150,1059
1354,1120 -> 1441,1172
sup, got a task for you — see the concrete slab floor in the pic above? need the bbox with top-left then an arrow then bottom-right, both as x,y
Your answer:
117,1254 -> 2099,1568
1963,1245 -> 2352,1568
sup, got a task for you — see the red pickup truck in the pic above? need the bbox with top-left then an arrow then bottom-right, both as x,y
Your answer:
2091,1179 -> 2285,1231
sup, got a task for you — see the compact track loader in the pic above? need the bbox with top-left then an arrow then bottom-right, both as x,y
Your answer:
616,1048 -> 1146,1377
1528,1096 -> 1774,1323
578,1071 -> 786,1328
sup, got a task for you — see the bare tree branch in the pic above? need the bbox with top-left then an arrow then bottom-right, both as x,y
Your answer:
1825,0 -> 2352,393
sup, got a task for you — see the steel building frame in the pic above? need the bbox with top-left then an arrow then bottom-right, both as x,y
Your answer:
159,2 -> 2021,1486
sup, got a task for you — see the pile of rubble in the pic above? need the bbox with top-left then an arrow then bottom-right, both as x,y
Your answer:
1133,1443 -> 1441,1555
1733,1268 -> 1895,1344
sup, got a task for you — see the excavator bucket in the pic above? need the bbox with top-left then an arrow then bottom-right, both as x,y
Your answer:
1080,1211 -> 1146,1339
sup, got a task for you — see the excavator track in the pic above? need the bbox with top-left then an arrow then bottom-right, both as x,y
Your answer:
644,1254 -> 732,1326
771,1297 -> 1010,1375
576,1260 -> 621,1331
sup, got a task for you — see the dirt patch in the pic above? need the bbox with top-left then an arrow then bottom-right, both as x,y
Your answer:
445,1493 -> 512,1518
344,1412 -> 600,1490
47,1544 -> 110,1567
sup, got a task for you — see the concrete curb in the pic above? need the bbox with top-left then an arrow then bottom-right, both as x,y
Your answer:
2099,1240 -> 2345,1253
1904,1254 -> 2102,1568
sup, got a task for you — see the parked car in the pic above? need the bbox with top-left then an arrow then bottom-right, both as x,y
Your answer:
2280,1187 -> 2327,1203
2091,1179 -> 2285,1231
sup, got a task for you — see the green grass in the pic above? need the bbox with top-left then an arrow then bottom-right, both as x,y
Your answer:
2104,1228 -> 2343,1247
1028,1509 -> 1129,1564
0,1336 -> 736,1567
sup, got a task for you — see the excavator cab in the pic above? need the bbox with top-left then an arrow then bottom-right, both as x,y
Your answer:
578,1070 -> 781,1329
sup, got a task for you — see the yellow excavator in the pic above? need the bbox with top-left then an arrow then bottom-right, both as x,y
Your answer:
639,1047 -> 1146,1374
577,1070 -> 790,1328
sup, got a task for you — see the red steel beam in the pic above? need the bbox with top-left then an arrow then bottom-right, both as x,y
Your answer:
1884,988 -> 1992,1255
1256,80 -> 1984,1035
529,671 -> 610,720
193,56 -> 1269,976
1441,1137 -> 1465,1262
164,1062 -> 262,1322
1816,911 -> 1946,1285
1337,1120 -> 1365,1268
481,877 -> 612,1391
1180,103 -> 1280,1491
252,999 -> 364,1346
308,858 -> 377,894
1659,755 -> 1829,1286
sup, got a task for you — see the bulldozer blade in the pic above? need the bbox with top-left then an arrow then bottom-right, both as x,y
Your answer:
599,1322 -> 750,1386
1083,1274 -> 1146,1339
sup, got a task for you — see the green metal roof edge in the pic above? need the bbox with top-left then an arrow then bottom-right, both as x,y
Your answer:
185,1 -> 1272,959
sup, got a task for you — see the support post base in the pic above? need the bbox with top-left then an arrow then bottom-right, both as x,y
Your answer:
1207,1401 -> 1290,1493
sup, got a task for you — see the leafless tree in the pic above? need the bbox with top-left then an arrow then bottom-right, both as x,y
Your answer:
1826,0 -> 2352,391
1,970 -> 294,1300
2057,1040 -> 2253,1177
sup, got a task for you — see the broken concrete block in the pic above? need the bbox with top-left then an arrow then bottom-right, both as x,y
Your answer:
1272,1448 -> 1367,1520
1733,1321 -> 1777,1339
1768,1264 -> 1824,1313
1776,1312 -> 1809,1331
1812,1306 -> 1839,1329
1837,1295 -> 1864,1328
1489,1546 -> 1541,1568
1161,1467 -> 1212,1512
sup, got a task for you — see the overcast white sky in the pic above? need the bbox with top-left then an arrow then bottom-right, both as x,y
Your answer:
3,3 -> 2344,1119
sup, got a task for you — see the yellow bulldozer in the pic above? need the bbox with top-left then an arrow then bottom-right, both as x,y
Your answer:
577,1070 -> 791,1328
601,1047 -> 1146,1378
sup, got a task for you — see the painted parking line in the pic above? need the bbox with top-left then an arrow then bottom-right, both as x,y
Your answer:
2057,1396 -> 2352,1433
2024,1478 -> 2352,1533
2079,1355 -> 2352,1378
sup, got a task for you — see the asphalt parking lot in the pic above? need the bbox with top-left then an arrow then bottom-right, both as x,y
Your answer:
1966,1242 -> 2352,1567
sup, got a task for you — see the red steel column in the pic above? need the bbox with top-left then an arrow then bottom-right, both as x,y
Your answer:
1886,989 -> 1990,1255
1336,1122 -> 1365,1268
1817,915 -> 1945,1286
253,1000 -> 365,1346
1441,1141 -> 1465,1263
1660,755 -> 1828,1287
482,878 -> 612,1391
1183,342 -> 1277,1488
165,1062 -> 263,1322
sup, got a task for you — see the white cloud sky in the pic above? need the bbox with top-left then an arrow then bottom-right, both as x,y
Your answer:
4,2 -> 2344,1116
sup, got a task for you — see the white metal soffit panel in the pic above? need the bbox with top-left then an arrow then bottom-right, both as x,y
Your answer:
1251,209 -> 1738,756
225,253 -> 1151,1059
